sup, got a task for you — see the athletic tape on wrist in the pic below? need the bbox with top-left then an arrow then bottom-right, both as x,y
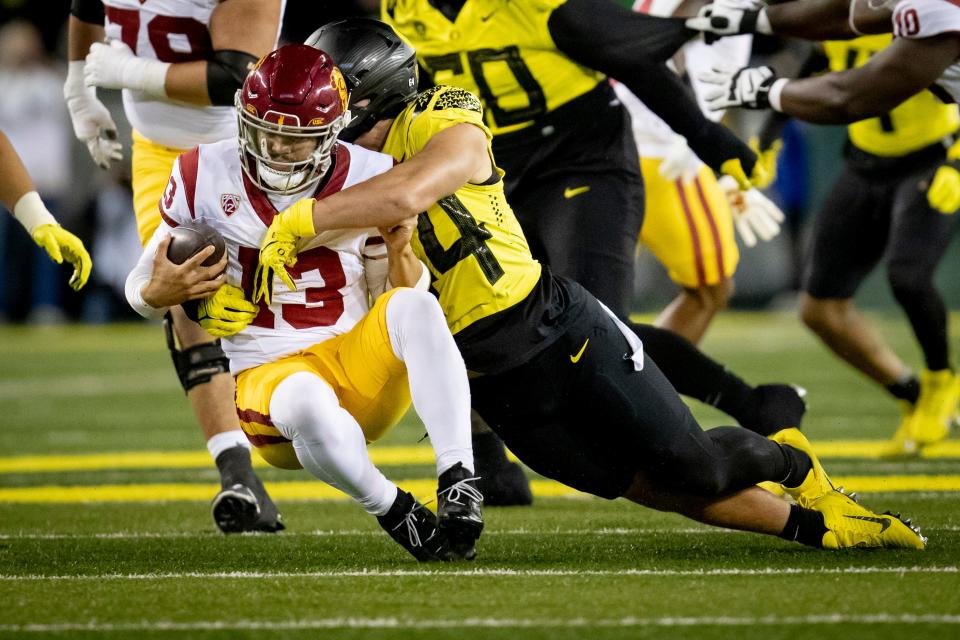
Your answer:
13,191 -> 57,233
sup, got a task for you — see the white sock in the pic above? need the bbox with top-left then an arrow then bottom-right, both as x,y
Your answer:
270,372 -> 398,516
206,430 -> 251,462
386,288 -> 474,476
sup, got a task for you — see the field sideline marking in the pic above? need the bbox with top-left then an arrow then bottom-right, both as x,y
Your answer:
2,475 -> 960,503
4,440 -> 960,474
1,566 -> 957,581
2,614 -> 960,631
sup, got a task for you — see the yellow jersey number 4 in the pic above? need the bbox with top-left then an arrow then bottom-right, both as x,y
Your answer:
417,194 -> 505,285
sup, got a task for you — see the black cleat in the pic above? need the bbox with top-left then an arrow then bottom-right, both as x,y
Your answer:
741,384 -> 808,436
476,461 -> 533,507
212,477 -> 285,534
377,490 -> 448,562
437,462 -> 484,560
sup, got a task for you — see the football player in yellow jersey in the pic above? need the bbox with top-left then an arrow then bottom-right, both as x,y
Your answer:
0,130 -> 91,292
795,35 -> 960,456
66,0 -> 286,533
381,0 -> 762,319
382,0 -> 779,500
256,18 -> 925,550
688,1 -> 960,456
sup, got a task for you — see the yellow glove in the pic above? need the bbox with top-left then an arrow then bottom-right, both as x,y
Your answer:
719,155 -> 770,192
748,136 -> 782,190
928,149 -> 960,214
255,198 -> 317,304
197,284 -> 259,337
32,224 -> 93,291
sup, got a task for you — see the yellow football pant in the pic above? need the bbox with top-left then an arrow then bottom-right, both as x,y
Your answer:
131,130 -> 186,247
639,157 -> 739,288
235,289 -> 412,470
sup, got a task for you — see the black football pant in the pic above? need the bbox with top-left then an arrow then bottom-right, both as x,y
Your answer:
803,142 -> 958,371
469,279 -> 789,499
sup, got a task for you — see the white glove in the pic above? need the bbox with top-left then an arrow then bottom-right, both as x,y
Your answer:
63,61 -> 123,170
718,175 -> 784,247
700,65 -> 785,111
658,134 -> 704,184
84,40 -> 169,97
686,0 -> 772,39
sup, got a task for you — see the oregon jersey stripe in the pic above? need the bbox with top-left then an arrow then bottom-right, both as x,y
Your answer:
823,35 -> 959,157
381,85 -> 542,334
384,0 -> 604,135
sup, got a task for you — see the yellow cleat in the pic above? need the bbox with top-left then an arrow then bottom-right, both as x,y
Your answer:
812,489 -> 926,550
881,401 -> 921,459
770,428 -> 834,508
912,369 -> 959,447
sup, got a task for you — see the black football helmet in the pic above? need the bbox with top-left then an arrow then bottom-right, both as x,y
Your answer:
305,18 -> 419,142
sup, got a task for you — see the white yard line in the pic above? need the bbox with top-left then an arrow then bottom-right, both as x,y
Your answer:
2,614 -> 960,632
0,527 -> 732,540
6,524 -> 959,541
1,566 -> 956,581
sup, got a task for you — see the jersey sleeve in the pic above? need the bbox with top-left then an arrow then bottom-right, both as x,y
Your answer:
124,218 -> 176,320
158,150 -> 199,229
893,0 -> 960,39
404,86 -> 492,156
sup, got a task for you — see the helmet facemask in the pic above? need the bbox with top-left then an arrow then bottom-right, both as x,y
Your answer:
237,93 -> 351,195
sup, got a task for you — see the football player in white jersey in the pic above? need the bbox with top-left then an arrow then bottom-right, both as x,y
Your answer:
66,0 -> 286,532
615,0 -> 784,344
125,45 -> 483,561
1,129 -> 91,291
686,0 -> 960,449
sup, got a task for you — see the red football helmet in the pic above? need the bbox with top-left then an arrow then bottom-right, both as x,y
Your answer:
236,44 -> 350,195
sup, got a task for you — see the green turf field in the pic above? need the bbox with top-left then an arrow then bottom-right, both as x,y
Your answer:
1,313 -> 959,639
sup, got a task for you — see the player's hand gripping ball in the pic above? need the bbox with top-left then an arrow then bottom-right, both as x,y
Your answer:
166,221 -> 226,266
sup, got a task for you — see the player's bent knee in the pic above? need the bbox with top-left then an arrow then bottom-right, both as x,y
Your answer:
886,264 -> 933,298
270,372 -> 350,449
799,295 -> 843,334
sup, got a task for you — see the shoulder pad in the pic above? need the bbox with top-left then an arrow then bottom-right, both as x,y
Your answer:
415,86 -> 483,114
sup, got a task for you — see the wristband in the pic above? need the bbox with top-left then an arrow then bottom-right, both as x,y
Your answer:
13,191 -> 57,233
64,61 -> 88,100
756,8 -> 773,35
768,78 -> 789,113
126,55 -> 170,98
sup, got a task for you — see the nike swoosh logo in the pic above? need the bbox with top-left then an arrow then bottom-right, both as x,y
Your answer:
570,339 -> 589,364
563,186 -> 590,199
844,515 -> 891,532
481,9 -> 499,21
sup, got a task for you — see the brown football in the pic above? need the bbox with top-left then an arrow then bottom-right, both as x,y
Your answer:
166,222 -> 226,266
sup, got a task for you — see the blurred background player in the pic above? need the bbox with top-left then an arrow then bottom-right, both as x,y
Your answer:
616,0 -> 784,344
382,0 -> 770,501
126,45 -> 482,559
65,0 -> 286,532
689,0 -> 960,455
1,128 -> 91,293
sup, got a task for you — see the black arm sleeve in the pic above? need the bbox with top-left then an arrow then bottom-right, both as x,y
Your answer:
548,0 -> 756,174
206,49 -> 259,106
71,0 -> 104,25
758,46 -> 829,148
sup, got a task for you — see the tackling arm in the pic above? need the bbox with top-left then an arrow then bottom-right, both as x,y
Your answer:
310,123 -> 492,232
